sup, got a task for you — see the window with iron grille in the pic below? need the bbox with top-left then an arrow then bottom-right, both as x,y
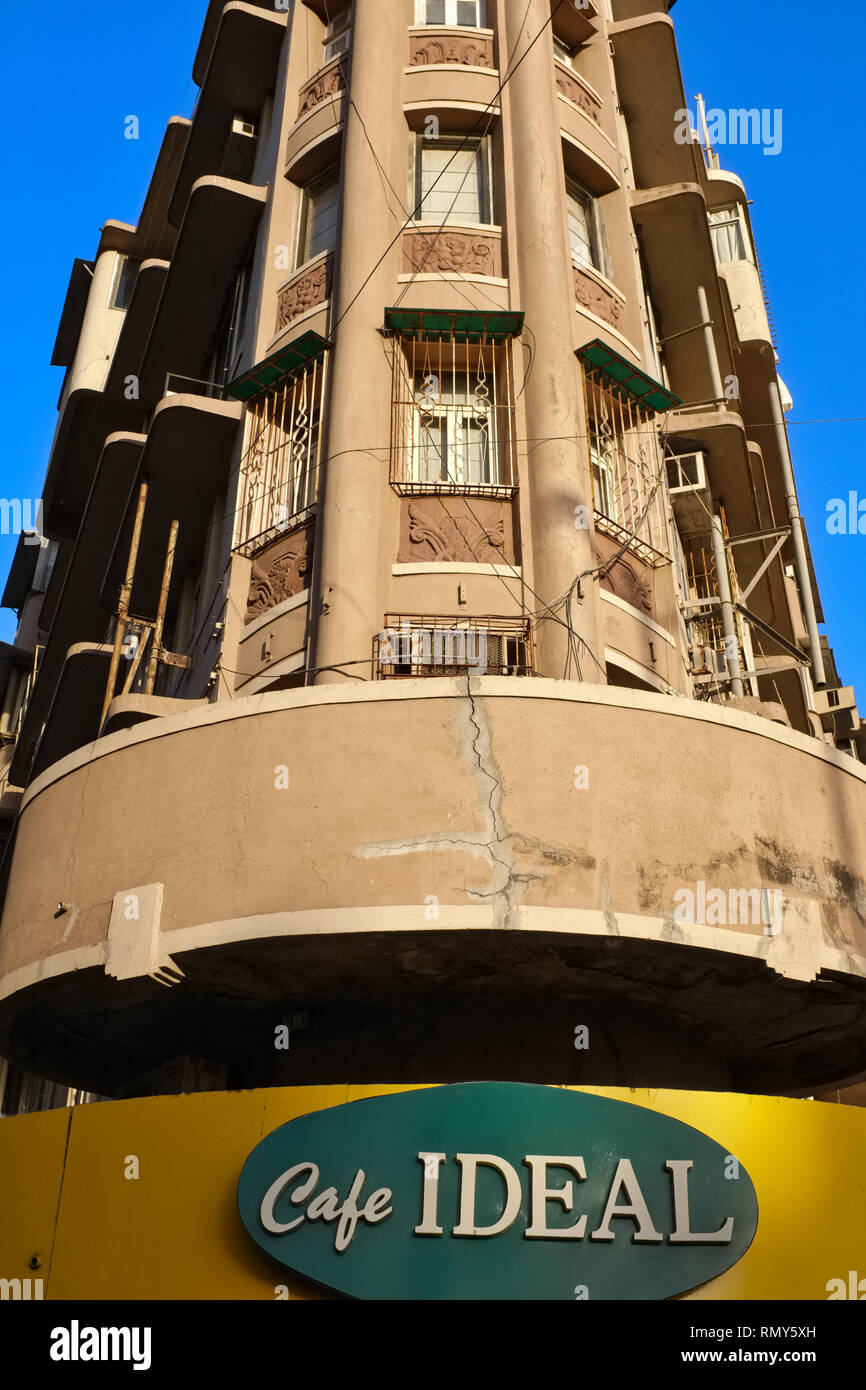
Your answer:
233,354 -> 327,555
582,369 -> 672,564
377,615 -> 533,678
391,332 -> 516,496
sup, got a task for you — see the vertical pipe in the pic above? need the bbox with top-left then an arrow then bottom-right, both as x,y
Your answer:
145,520 -> 180,695
99,479 -> 148,733
710,512 -> 744,698
768,374 -> 826,688
697,285 -> 725,403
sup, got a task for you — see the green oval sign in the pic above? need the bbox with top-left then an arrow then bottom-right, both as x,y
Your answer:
237,1083 -> 758,1300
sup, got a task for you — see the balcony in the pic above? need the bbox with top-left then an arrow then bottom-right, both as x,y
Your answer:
169,2 -> 287,228
141,176 -> 267,401
2,679 -> 866,1093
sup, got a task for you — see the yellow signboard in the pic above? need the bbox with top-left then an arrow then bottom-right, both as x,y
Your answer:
0,1084 -> 863,1301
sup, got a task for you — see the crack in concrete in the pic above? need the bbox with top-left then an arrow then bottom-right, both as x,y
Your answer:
352,677 -> 576,928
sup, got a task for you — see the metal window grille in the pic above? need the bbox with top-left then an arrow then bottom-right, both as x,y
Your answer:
391,333 -> 516,497
582,370 -> 672,565
233,355 -> 327,556
377,615 -> 533,678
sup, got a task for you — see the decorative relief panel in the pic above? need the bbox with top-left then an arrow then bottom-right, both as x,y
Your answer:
555,66 -> 602,125
409,31 -> 494,68
403,230 -> 502,277
298,63 -> 345,117
574,265 -> 623,330
246,524 -> 314,623
595,529 -> 654,616
275,257 -> 332,335
398,497 -> 517,565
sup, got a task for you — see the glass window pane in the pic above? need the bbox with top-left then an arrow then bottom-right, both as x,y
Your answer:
708,207 -> 747,263
567,186 -> 595,269
306,178 -> 340,260
420,143 -> 483,223
425,0 -> 446,22
456,1 -> 480,25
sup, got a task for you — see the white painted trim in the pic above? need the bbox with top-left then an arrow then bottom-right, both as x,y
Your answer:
241,588 -> 310,641
396,274 -> 508,288
600,589 -> 676,647
392,563 -> 520,577
4,899 -> 865,1010
19,676 -> 866,812
604,647 -> 671,693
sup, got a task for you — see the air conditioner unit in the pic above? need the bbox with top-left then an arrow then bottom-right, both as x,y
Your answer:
221,115 -> 258,181
666,451 -> 708,494
693,646 -> 728,678
231,115 -> 258,138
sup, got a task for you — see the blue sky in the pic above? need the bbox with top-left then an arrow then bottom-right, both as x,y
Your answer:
1,0 -> 863,695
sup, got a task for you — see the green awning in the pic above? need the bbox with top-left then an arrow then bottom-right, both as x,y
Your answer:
577,338 -> 681,414
225,330 -> 331,401
385,307 -> 524,344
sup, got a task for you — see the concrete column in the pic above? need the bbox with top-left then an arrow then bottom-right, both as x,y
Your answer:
503,0 -> 603,682
312,0 -> 405,684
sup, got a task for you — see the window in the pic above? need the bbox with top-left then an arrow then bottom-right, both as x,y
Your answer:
323,14 -> 351,62
414,136 -> 492,225
109,255 -> 139,310
416,0 -> 486,25
234,355 -> 327,553
391,332 -> 516,494
553,35 -> 575,67
377,616 -> 532,679
297,168 -> 340,268
566,177 -> 602,273
708,205 -> 752,264
582,367 -> 671,562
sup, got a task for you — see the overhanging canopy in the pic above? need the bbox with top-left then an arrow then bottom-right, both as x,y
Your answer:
226,330 -> 331,401
385,308 -> 524,344
577,338 -> 681,413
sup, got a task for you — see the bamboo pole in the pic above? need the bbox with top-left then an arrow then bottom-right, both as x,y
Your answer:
99,480 -> 148,734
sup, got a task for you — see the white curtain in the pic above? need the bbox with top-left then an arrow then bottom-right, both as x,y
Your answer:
708,207 -> 747,263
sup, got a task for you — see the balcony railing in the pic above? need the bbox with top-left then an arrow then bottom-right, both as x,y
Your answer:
233,354 -> 327,556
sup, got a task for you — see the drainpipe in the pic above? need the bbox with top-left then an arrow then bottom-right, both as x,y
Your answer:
710,514 -> 744,698
768,376 -> 826,689
697,285 -> 724,403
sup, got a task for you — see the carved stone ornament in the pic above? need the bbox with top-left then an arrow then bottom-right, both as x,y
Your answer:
246,527 -> 314,622
409,33 -> 493,68
596,531 -> 654,615
298,64 -> 345,118
404,230 -> 500,277
275,257 -> 332,334
399,499 -> 513,564
574,265 -> 623,329
555,66 -> 602,125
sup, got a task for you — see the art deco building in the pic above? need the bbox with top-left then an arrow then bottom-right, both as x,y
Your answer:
2,0 -> 866,1129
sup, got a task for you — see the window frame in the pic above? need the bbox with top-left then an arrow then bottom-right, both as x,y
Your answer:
415,0 -> 486,27
296,165 -> 341,270
323,13 -> 352,63
411,373 -> 498,488
412,133 -> 493,227
708,203 -> 753,265
108,254 -> 139,311
565,174 -> 604,275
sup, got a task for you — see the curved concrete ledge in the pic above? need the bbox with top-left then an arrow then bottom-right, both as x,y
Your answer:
2,678 -> 865,1091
